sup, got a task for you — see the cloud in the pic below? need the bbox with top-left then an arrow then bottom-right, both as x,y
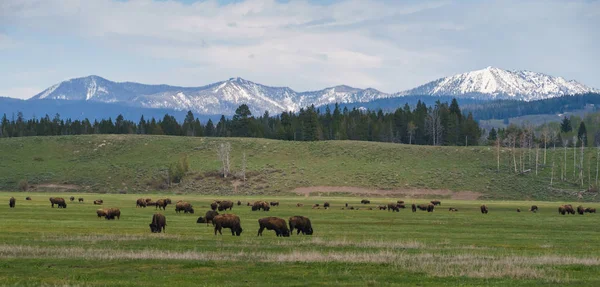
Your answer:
0,0 -> 598,97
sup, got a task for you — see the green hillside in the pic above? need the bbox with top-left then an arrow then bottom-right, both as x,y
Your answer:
0,135 -> 597,201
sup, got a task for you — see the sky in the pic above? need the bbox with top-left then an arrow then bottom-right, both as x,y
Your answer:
0,0 -> 598,99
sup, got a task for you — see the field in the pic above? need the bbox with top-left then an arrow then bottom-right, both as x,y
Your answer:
1,192 -> 599,286
0,135 -> 598,201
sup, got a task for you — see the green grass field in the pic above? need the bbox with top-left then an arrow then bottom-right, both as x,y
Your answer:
0,192 -> 599,286
0,135 -> 598,201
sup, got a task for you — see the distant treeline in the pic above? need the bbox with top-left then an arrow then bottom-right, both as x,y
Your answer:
0,99 -> 481,146
463,93 -> 600,121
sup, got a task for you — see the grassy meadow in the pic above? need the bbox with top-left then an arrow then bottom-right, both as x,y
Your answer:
0,192 -> 599,286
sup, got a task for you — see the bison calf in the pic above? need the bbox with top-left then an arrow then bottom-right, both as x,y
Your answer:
197,210 -> 219,226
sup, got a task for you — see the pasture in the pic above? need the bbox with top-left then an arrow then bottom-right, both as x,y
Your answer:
1,192 -> 599,286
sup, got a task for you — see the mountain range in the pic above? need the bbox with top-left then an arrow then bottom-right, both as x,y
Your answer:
6,67 -> 600,118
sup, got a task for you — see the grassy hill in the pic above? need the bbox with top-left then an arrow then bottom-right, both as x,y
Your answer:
0,135 -> 597,201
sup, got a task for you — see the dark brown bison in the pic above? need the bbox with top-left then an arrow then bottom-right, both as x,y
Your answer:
558,205 -> 566,215
96,208 -> 108,218
397,200 -> 405,204
197,210 -> 219,226
345,203 -> 348,207
411,203 -> 417,212
416,204 -> 429,211
93,199 -> 103,205
237,200 -> 241,206
26,197 -> 32,200
312,203 -> 320,209
213,214 -> 243,236
430,200 -> 441,206
577,205 -> 585,215
448,207 -> 458,212
149,213 -> 166,233
175,201 -> 194,214
70,196 -> 75,202
78,197 -> 83,203
49,197 -> 67,208
105,208 -> 121,220
146,201 -> 157,207
218,200 -> 234,211
480,204 -> 488,214
252,201 -> 270,211
270,201 -> 279,206
564,204 -> 575,215
9,197 -> 15,208
387,203 -> 401,212
136,198 -> 147,208
210,202 -> 218,211
258,217 -> 290,237
323,202 -> 330,209
517,208 -> 521,212
360,199 -> 370,204
378,205 -> 387,210
156,199 -> 170,210
296,203 -> 304,207
529,205 -> 538,213
585,207 -> 596,213
145,198 -> 152,203
289,216 -> 313,235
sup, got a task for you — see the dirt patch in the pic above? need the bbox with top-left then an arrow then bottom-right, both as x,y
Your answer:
292,186 -> 481,200
34,184 -> 81,191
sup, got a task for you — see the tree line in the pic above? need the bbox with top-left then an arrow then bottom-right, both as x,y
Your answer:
0,99 -> 482,146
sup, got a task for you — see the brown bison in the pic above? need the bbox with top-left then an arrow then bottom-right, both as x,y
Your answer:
9,197 -> 15,208
577,205 -> 585,215
197,210 -> 219,226
289,216 -> 313,235
297,203 -> 304,207
558,205 -> 566,215
149,213 -> 167,233
270,201 -> 280,206
411,203 -> 417,212
360,199 -> 370,204
585,207 -> 596,213
430,200 -> 441,206
136,198 -> 147,208
146,201 -> 157,207
416,204 -> 429,211
252,201 -> 270,211
258,217 -> 290,237
397,200 -> 405,204
26,197 -> 32,200
218,200 -> 234,211
70,196 -> 75,202
237,200 -> 241,206
213,214 -> 243,236
96,208 -> 108,218
156,199 -> 170,210
49,197 -> 67,208
78,197 -> 83,203
448,207 -> 458,212
210,202 -> 218,211
93,199 -> 103,205
480,204 -> 488,214
175,201 -> 194,214
387,203 -> 402,212
378,205 -> 387,210
517,208 -> 521,212
323,202 -> 330,209
145,198 -> 152,203
105,208 -> 121,220
562,204 -> 575,215
529,205 -> 538,213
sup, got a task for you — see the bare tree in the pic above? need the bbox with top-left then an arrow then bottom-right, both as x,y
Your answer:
217,142 -> 232,178
573,136 -> 577,180
541,127 -> 550,165
535,144 -> 539,176
407,121 -> 417,145
426,108 -> 443,146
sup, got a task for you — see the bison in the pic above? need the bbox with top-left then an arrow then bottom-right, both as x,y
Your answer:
517,208 -> 521,212
237,200 -> 241,206
145,198 -> 152,203
156,199 -> 170,210
70,196 -> 75,202
577,205 -> 585,215
210,202 -> 218,211
448,207 -> 458,212
529,205 -> 538,213
96,208 -> 108,218
197,210 -> 219,226
93,199 -> 103,205
387,203 -> 401,212
78,197 -> 83,203
564,204 -> 575,215
258,217 -> 290,237
175,201 -> 194,214
430,200 -> 441,206
149,213 -> 167,233
397,200 -> 405,204
296,203 -> 304,207
105,208 -> 121,220
416,204 -> 429,211
270,201 -> 280,207
558,205 -> 566,215
26,197 -> 32,201
360,199 -> 370,204
136,198 -> 147,208
9,197 -> 15,208
378,205 -> 387,210
213,214 -> 243,236
49,197 -> 67,208
252,201 -> 270,211
289,216 -> 313,235
480,204 -> 488,214
323,202 -> 330,209
411,203 -> 417,212
218,200 -> 234,211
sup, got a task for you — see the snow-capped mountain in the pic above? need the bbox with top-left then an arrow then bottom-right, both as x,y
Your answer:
30,76 -> 390,115
399,66 -> 599,101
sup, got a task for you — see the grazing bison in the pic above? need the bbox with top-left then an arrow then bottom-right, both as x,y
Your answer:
252,201 -> 270,211
210,202 -> 218,211
270,201 -> 280,206
258,217 -> 290,237
517,208 -> 521,212
149,213 -> 167,233
26,197 -> 32,201
156,199 -> 170,210
70,196 -> 75,202
145,198 -> 152,203
237,200 -> 241,206
411,204 -> 417,212
146,201 -> 157,207
387,203 -> 402,212
558,205 -> 566,215
397,200 -> 405,204
296,203 -> 304,207
93,199 -> 103,205
175,201 -> 195,214
416,204 -> 429,211
480,204 -> 488,214
49,197 -> 67,208
218,200 -> 234,211
448,207 -> 458,212
9,197 -> 15,208
577,205 -> 586,215
585,207 -> 596,213
213,214 -> 243,236
323,202 -> 330,209
360,199 -> 370,204
378,205 -> 387,210
96,208 -> 108,218
78,197 -> 83,203
197,210 -> 219,226
105,208 -> 121,220
289,216 -> 313,235
430,200 -> 441,206
564,204 -> 575,215
136,198 -> 147,208
529,205 -> 538,213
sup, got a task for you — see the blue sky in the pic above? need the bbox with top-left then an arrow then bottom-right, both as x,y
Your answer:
0,0 -> 598,99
